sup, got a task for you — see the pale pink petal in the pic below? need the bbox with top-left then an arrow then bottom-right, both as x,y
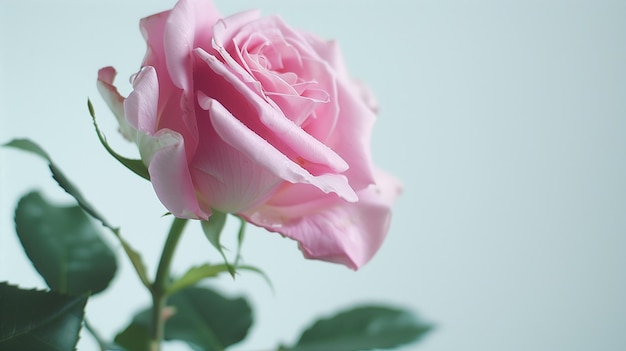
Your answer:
306,35 -> 380,112
211,10 -> 263,83
324,77 -> 378,191
189,101 -> 284,213
140,10 -> 169,71
124,67 -> 204,218
96,67 -> 136,140
295,35 -> 377,190
164,0 -> 221,90
305,38 -> 349,78
288,57 -> 339,141
146,129 -> 209,219
351,78 -> 380,114
194,48 -> 349,174
124,67 -> 159,133
245,169 -> 402,269
197,94 -> 357,203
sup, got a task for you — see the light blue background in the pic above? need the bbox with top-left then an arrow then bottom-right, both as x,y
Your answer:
1,1 -> 625,350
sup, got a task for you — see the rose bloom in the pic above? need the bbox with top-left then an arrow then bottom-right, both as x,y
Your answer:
98,0 -> 401,269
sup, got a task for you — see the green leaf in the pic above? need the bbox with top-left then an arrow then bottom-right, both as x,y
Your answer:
115,286 -> 253,351
114,314 -> 152,351
167,263 -> 273,296
4,138 -> 116,231
200,211 -> 235,277
88,99 -> 150,181
287,305 -> 433,351
0,282 -> 87,351
4,138 -> 152,289
3,138 -> 50,159
14,191 -> 117,295
167,287 -> 254,350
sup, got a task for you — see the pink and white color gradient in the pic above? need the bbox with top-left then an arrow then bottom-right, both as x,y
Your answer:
97,0 -> 401,269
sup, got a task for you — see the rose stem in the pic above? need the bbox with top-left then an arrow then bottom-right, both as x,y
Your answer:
150,217 -> 188,351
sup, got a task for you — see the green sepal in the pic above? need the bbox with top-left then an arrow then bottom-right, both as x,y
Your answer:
118,237 -> 152,289
115,286 -> 253,351
0,282 -> 88,351
234,216 -> 246,268
88,99 -> 150,181
14,191 -> 117,295
200,211 -> 235,277
287,305 -> 433,351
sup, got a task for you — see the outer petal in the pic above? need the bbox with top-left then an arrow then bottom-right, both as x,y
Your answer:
322,76 -> 377,191
300,36 -> 378,191
308,35 -> 380,113
140,10 -> 176,103
96,67 -> 136,140
124,67 -> 159,134
245,169 -> 402,269
124,66 -> 207,219
146,129 -> 209,219
164,0 -> 221,91
140,10 -> 190,134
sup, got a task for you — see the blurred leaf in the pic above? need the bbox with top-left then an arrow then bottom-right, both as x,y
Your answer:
167,263 -> 273,296
4,138 -> 115,231
4,138 -> 151,289
3,138 -> 50,158
0,282 -> 87,351
287,305 -> 433,351
115,286 -> 253,351
88,99 -> 150,180
166,286 -> 253,350
114,313 -> 152,351
14,191 -> 117,295
200,211 -> 235,277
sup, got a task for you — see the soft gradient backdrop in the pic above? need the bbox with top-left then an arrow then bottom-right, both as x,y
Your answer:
2,1 -> 625,350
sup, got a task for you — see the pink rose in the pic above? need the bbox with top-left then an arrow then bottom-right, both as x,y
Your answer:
98,0 -> 401,269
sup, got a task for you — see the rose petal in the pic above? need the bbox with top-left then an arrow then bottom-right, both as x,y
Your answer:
245,169 -> 402,269
124,66 -> 159,134
146,129 -> 210,219
164,0 -> 221,90
195,48 -> 349,174
211,9 -> 263,83
305,37 -> 349,78
197,93 -> 357,203
189,101 -> 284,213
97,67 -> 136,141
140,10 -> 169,69
293,35 -> 377,190
324,77 -> 378,191
123,65 -> 207,218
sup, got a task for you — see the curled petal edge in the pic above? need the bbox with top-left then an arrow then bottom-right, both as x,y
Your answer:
197,94 -> 358,203
97,67 -> 136,140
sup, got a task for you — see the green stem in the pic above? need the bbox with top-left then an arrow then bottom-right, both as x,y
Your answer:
150,217 -> 188,351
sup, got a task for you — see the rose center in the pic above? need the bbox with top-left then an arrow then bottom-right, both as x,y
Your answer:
240,33 -> 330,127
